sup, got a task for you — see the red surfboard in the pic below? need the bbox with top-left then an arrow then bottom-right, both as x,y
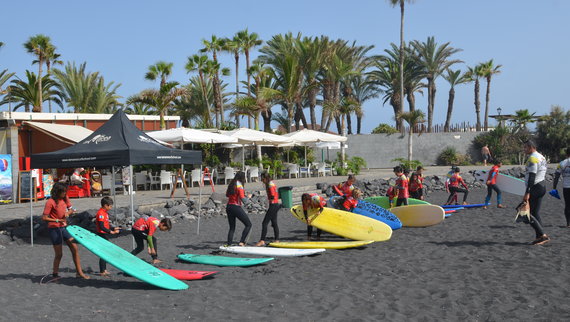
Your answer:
444,209 -> 456,214
160,269 -> 218,281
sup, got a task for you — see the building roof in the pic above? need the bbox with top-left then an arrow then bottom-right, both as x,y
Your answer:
0,111 -> 179,121
23,121 -> 93,145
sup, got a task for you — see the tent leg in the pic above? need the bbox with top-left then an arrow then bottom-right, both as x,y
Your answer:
111,166 -> 117,226
30,174 -> 33,247
197,183 -> 202,235
129,165 -> 135,249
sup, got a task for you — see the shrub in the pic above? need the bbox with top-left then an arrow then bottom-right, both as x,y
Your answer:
371,123 -> 398,134
391,158 -> 423,171
205,154 -> 220,168
437,147 -> 471,166
347,156 -> 367,175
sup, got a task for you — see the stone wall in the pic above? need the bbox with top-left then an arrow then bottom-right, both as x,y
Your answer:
336,132 -> 481,169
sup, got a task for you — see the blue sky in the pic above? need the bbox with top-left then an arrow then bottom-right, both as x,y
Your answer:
1,0 -> 568,133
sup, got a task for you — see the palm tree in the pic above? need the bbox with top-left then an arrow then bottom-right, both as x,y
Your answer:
41,45 -> 63,113
388,0 -> 415,134
172,76 -> 224,127
244,61 -> 277,132
223,35 -> 244,126
52,62 -> 122,113
348,74 -> 380,134
298,36 -> 324,129
124,101 -> 155,115
398,109 -> 425,162
480,59 -> 502,131
511,109 -> 536,130
369,54 -> 403,129
145,61 -> 173,88
201,35 -> 228,127
23,34 -> 53,112
442,68 -> 469,132
411,36 -> 462,131
185,54 -> 214,126
0,70 -> 63,112
465,64 -> 484,131
129,82 -> 186,129
239,29 -> 263,127
203,60 -> 230,127
0,70 -> 15,95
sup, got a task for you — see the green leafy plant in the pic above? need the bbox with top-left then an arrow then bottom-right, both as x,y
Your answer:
371,123 -> 398,134
229,161 -> 242,169
205,154 -> 220,168
437,147 -> 471,165
391,158 -> 422,170
347,156 -> 367,175
262,157 -> 283,178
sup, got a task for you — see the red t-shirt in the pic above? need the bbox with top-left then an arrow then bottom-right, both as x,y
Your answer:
342,196 -> 358,210
409,174 -> 424,192
133,216 -> 160,236
266,180 -> 279,204
338,182 -> 355,197
395,174 -> 409,199
448,173 -> 467,188
487,165 -> 500,185
95,208 -> 110,234
43,197 -> 72,228
227,181 -> 245,206
303,193 -> 326,211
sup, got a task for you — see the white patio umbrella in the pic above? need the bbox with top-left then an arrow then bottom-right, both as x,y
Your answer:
221,128 -> 293,170
281,129 -> 347,166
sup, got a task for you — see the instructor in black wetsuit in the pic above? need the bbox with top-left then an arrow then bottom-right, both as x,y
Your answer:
522,140 -> 549,245
553,147 -> 570,228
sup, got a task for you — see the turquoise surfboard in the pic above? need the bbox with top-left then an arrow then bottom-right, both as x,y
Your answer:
66,225 -> 188,291
178,254 -> 273,267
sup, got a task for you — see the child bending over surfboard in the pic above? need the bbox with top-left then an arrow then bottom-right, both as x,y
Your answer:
393,166 -> 409,206
301,193 -> 326,240
95,197 -> 120,276
225,171 -> 252,246
42,182 -> 90,280
255,172 -> 281,247
445,167 -> 469,205
131,216 -> 172,264
484,160 -> 504,209
335,188 -> 363,212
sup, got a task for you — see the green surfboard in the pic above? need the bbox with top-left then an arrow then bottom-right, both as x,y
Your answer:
365,196 -> 429,209
66,225 -> 188,291
178,254 -> 273,267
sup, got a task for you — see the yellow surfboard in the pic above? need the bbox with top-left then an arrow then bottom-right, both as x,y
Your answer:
290,206 -> 392,241
389,204 -> 445,227
269,240 -> 374,249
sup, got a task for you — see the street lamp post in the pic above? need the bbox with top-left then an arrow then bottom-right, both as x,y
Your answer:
497,107 -> 502,127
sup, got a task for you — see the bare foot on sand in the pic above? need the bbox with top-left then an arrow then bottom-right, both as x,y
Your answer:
238,242 -> 246,247
497,204 -> 505,208
76,273 -> 90,279
99,271 -> 111,277
255,241 -> 266,247
152,259 -> 162,265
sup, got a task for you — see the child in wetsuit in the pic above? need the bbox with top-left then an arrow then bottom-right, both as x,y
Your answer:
409,166 -> 425,200
302,193 -> 326,240
484,160 -> 504,209
255,172 -> 281,247
225,171 -> 252,246
445,167 -> 469,205
339,188 -> 363,212
393,166 -> 409,206
337,175 -> 356,198
42,182 -> 89,280
95,197 -> 120,276
131,216 -> 172,264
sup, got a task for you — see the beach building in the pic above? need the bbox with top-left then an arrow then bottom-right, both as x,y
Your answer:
0,111 -> 180,203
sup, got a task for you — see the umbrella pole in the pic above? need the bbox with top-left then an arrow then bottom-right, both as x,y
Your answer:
197,171 -> 202,235
129,165 -> 135,248
30,173 -> 33,247
304,146 -> 307,167
242,146 -> 245,172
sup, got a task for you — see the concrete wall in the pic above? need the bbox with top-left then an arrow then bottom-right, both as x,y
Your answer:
339,132 -> 481,168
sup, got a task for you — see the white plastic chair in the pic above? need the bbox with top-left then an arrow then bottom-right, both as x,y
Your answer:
147,172 -> 160,190
160,171 -> 173,190
249,167 -> 260,182
190,169 -> 201,187
224,167 -> 236,184
316,163 -> 327,177
299,165 -> 310,178
135,172 -> 148,190
287,164 -> 299,179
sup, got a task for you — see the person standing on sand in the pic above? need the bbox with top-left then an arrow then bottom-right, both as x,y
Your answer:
225,171 -> 252,246
301,193 -> 326,240
553,147 -> 570,228
409,166 -> 425,200
522,140 -> 549,245
255,172 -> 281,247
42,183 -> 89,280
484,160 -> 505,209
481,144 -> 492,166
393,166 -> 409,206
95,197 -> 120,276
445,167 -> 469,205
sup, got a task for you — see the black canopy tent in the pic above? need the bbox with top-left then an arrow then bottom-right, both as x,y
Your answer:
29,110 -> 201,245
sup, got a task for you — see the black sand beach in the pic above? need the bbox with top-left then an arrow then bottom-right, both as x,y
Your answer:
1,189 -> 569,321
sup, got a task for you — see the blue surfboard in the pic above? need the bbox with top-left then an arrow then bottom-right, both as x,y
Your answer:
352,200 -> 403,230
441,203 -> 487,209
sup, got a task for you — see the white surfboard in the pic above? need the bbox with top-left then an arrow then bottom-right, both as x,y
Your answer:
473,170 -> 526,196
219,246 -> 326,257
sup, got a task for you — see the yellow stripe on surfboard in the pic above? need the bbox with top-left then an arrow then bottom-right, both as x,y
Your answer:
269,240 -> 374,249
290,206 -> 392,241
